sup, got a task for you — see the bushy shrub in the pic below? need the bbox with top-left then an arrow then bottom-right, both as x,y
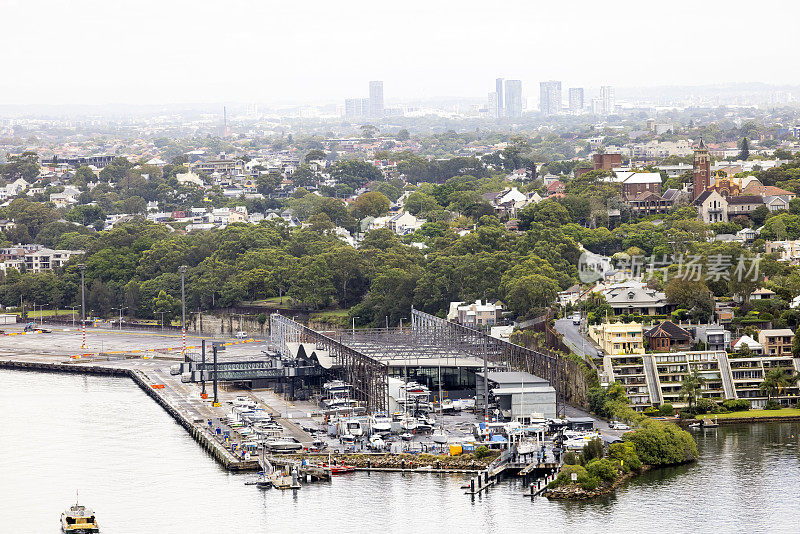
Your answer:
580,476 -> 600,491
563,451 -> 578,465
474,445 -> 491,459
607,442 -> 642,472
764,400 -> 782,410
586,458 -> 619,482
643,406 -> 659,416
623,419 -> 698,465
582,437 -> 604,462
658,403 -> 675,416
722,399 -> 750,412
549,464 -> 590,488
695,398 -> 716,414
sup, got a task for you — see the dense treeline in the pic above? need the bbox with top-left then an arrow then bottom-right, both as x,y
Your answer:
0,217 -> 580,325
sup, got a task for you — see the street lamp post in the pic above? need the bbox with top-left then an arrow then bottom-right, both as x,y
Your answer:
180,265 -> 187,360
78,264 -> 86,349
112,306 -> 127,331
69,306 -> 78,328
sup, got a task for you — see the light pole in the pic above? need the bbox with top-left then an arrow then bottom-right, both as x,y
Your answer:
180,265 -> 187,360
69,306 -> 78,328
159,311 -> 165,331
78,264 -> 86,349
112,306 -> 127,331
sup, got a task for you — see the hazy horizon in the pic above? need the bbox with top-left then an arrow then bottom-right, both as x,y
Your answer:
2,0 -> 799,106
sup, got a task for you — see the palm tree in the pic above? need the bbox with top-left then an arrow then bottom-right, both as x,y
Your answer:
759,367 -> 800,404
679,369 -> 705,409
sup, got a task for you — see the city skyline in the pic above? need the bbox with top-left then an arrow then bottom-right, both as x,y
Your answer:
1,0 -> 799,106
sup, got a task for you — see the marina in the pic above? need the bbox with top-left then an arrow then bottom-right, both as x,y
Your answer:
2,368 -> 800,533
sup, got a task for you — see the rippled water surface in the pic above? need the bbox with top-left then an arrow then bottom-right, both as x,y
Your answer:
1,370 -> 799,533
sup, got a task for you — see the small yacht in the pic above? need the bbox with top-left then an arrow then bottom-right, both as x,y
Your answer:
370,412 -> 392,434
61,496 -> 99,533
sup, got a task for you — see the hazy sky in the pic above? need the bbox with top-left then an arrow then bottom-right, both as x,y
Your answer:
1,0 -> 798,106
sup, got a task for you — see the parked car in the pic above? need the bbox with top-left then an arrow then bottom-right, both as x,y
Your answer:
609,421 -> 630,430
235,331 -> 248,339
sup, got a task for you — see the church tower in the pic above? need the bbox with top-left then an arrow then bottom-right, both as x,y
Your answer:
692,138 -> 711,200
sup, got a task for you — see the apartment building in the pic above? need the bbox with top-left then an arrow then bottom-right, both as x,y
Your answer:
447,300 -> 503,327
728,352 -> 799,407
758,329 -> 794,356
766,240 -> 800,262
589,321 -> 645,355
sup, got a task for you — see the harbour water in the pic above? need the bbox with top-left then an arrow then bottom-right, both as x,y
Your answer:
1,369 -> 799,533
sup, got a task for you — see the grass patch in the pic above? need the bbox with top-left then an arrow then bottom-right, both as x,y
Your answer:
242,297 -> 295,309
695,408 -> 800,419
309,309 -> 350,328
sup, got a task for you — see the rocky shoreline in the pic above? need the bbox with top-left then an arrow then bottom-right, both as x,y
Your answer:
542,466 -> 651,499
277,451 -> 498,471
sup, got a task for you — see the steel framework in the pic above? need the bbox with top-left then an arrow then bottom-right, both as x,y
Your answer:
270,314 -> 388,412
409,309 -> 586,410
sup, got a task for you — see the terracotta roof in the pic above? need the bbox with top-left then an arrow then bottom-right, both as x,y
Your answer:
644,320 -> 691,341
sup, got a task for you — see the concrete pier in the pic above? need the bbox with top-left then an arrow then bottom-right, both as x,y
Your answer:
0,347 -> 265,471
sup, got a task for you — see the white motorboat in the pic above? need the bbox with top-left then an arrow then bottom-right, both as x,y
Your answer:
440,399 -> 455,413
516,438 -> 536,455
432,430 -> 448,444
264,437 -> 303,453
400,432 -> 414,441
345,419 -> 364,437
401,416 -> 418,432
233,396 -> 258,409
340,433 -> 356,444
369,435 -> 385,450
370,412 -> 392,434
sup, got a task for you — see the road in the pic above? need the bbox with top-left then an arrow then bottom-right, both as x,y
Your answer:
553,318 -> 598,358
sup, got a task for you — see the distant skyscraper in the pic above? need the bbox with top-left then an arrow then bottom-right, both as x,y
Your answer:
495,78 -> 504,117
504,80 -> 523,118
369,81 -> 384,118
601,85 -> 615,115
488,92 -> 499,118
539,81 -> 562,116
345,98 -> 360,119
344,98 -> 370,119
568,88 -> 584,113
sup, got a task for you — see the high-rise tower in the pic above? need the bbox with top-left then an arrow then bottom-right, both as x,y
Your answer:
369,81 -> 384,118
539,81 -> 562,115
504,80 -> 523,118
495,78 -> 504,117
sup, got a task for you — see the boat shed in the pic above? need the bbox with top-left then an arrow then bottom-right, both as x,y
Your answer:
476,371 -> 556,421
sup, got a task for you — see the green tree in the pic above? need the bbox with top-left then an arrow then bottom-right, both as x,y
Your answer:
678,369 -> 705,409
739,137 -> 750,161
350,191 -> 391,219
152,290 -> 179,324
1,151 -> 40,181
759,367 -> 799,403
793,326 -> 800,358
